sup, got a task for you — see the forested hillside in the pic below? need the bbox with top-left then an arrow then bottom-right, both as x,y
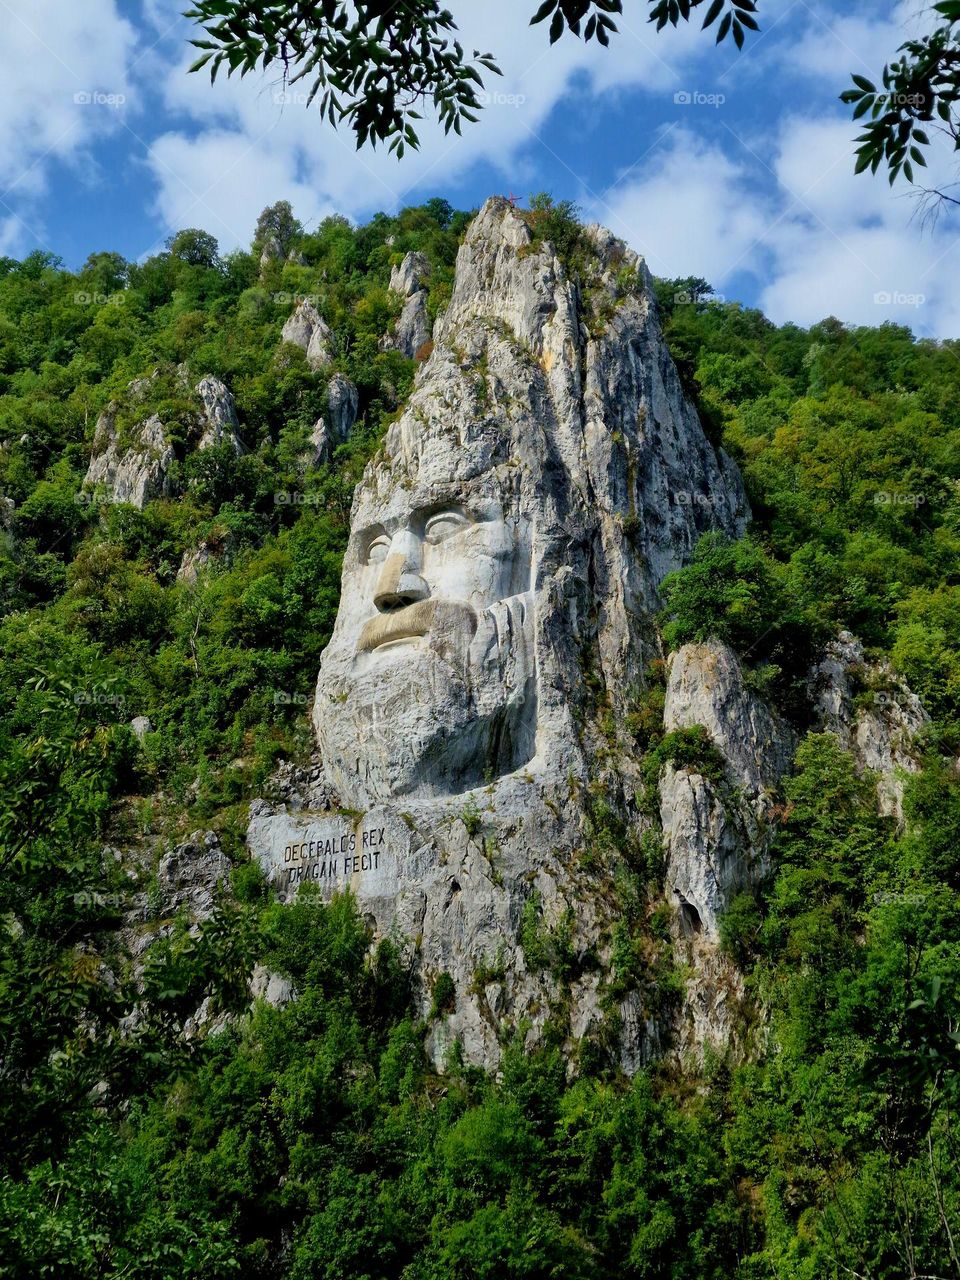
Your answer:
1,198 -> 960,1278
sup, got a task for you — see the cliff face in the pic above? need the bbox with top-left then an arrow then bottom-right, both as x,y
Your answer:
246,197 -> 769,1069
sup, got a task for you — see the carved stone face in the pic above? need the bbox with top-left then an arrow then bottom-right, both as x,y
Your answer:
314,471 -> 537,805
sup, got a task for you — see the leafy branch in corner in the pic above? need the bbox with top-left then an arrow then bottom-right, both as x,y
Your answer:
841,2 -> 960,211
184,0 -> 764,155
185,0 -> 501,156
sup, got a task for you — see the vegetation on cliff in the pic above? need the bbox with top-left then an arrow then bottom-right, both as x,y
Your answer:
1,199 -> 960,1277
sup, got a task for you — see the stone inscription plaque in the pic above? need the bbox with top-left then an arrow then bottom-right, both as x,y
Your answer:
247,805 -> 408,903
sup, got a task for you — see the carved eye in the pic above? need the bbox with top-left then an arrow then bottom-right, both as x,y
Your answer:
365,534 -> 391,565
424,511 -> 469,545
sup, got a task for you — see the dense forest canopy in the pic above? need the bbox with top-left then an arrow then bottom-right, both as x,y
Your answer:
1,197 -> 960,1277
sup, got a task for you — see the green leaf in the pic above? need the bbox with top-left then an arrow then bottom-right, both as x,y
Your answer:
530,0 -> 557,24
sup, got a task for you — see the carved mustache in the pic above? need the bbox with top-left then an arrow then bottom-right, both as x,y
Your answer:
357,598 -> 478,656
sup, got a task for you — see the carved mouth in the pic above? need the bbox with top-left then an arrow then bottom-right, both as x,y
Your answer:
357,600 -> 438,653
356,598 -> 480,657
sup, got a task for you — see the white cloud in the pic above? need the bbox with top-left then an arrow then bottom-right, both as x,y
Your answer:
146,128 -> 340,255
781,1 -> 923,85
595,129 -> 775,281
143,0 -> 713,246
0,0 -> 138,248
589,111 -> 960,336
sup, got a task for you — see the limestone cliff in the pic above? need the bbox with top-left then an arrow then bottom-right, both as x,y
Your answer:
248,197 -> 756,1070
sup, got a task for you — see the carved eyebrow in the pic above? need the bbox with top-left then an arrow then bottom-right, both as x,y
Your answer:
424,509 -> 470,528
357,526 -> 389,562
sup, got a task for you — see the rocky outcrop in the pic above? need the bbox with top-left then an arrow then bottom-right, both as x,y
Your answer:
809,630 -> 928,822
657,640 -> 794,1057
304,373 -> 359,466
129,716 -> 152,741
659,640 -> 794,940
250,963 -> 295,1007
156,831 -> 231,921
259,234 -> 282,270
386,250 -> 433,357
248,197 -> 753,1072
177,526 -> 236,586
325,372 -> 359,441
196,375 -> 244,455
84,400 -> 176,510
84,372 -> 247,508
394,293 -> 432,358
390,251 -> 431,297
281,298 -> 333,370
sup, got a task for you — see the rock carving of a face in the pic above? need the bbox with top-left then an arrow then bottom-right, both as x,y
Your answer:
314,471 -> 537,805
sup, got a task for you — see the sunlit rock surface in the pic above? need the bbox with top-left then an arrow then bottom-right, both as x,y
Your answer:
249,197 -> 757,1069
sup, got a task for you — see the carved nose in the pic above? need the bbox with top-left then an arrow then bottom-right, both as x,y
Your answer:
373,537 -> 430,612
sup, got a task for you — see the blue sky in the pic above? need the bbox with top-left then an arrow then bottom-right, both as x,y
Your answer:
2,0 -> 959,336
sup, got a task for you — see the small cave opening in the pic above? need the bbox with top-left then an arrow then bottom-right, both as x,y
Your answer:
678,897 -> 703,937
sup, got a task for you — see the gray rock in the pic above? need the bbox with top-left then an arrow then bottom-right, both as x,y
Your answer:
659,639 -> 794,941
385,252 -> 433,357
306,418 -> 332,468
177,527 -> 235,586
281,299 -> 333,371
250,963 -> 295,1007
664,641 -> 794,797
326,372 -> 359,442
259,235 -> 282,269
249,197 -> 752,1072
84,403 -> 176,510
390,251 -> 431,298
809,630 -> 928,822
196,375 -> 244,454
157,830 -> 230,921
129,716 -> 153,741
392,291 -> 432,358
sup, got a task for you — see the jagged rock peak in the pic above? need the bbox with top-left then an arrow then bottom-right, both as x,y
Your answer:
196,375 -> 245,455
389,250 -> 431,298
84,402 -> 176,510
281,298 -> 333,371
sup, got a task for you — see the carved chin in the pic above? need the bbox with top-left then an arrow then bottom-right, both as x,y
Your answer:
316,648 -> 505,801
